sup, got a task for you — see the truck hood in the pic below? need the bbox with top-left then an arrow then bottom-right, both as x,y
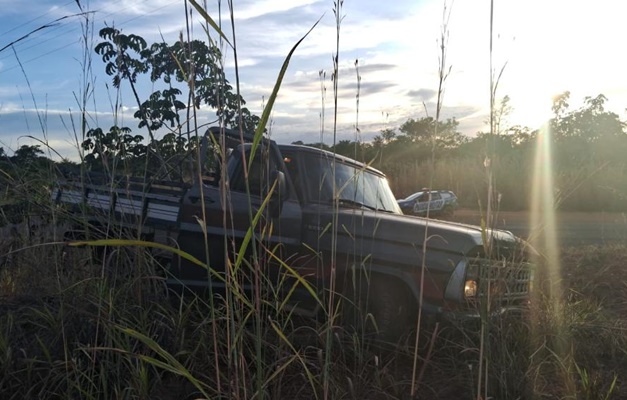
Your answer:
303,205 -> 522,259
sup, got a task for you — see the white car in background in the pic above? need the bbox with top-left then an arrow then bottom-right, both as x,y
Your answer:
397,189 -> 458,217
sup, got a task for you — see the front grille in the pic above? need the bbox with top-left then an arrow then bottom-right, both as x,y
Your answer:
470,259 -> 532,300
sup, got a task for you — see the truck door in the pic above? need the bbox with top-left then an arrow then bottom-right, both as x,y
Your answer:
174,144 -> 303,295
224,145 -> 303,292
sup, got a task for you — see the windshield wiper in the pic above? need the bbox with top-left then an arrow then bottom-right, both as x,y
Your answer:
336,198 -> 392,213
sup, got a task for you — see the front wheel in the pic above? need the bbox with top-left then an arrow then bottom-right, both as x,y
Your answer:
343,275 -> 416,341
368,277 -> 416,341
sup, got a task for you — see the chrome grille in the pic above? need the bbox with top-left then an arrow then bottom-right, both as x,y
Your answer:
471,260 -> 532,299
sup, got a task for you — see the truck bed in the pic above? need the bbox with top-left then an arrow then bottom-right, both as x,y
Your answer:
52,174 -> 189,231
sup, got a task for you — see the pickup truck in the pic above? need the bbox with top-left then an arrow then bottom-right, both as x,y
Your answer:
52,127 -> 534,338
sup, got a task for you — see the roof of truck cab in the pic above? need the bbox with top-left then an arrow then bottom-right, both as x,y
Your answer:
277,144 -> 387,177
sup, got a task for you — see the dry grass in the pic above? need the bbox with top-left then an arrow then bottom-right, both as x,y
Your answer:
1,216 -> 625,399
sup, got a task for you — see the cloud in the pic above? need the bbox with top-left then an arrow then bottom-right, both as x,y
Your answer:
236,0 -> 321,21
407,89 -> 437,103
354,63 -> 397,74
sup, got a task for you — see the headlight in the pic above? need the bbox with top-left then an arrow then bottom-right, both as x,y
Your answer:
464,280 -> 478,298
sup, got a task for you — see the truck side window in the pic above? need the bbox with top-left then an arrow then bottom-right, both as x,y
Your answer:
283,155 -> 303,203
201,145 -> 224,186
229,148 -> 272,196
247,156 -> 265,194
301,153 -> 333,203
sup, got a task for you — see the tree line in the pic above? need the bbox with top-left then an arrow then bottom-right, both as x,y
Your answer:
311,93 -> 627,211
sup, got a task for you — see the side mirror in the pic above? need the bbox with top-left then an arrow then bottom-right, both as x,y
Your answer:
269,170 -> 287,217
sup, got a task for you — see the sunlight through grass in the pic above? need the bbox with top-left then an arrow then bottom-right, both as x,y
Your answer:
530,122 -> 575,393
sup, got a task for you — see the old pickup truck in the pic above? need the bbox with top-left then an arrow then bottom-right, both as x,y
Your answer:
52,127 -> 534,337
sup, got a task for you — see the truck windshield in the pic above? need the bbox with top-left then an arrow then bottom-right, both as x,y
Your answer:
305,153 -> 401,214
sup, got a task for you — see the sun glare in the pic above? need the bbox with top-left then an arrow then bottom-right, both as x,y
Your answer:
530,122 -> 575,392
508,90 -> 555,131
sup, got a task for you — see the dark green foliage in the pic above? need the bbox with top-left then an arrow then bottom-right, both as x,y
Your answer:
95,26 -> 148,87
84,26 -> 261,177
94,27 -> 258,131
552,93 -> 625,143
142,38 -> 259,132
399,116 -> 467,148
81,126 -> 146,170
10,144 -> 44,163
135,88 -> 186,131
0,145 -> 58,226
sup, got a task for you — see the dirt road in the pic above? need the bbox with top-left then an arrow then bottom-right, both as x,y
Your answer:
448,209 -> 627,246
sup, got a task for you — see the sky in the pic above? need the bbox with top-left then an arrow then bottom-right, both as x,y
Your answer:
1,0 -> 627,160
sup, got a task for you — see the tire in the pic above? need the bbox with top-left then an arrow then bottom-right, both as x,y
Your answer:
367,276 -> 416,341
342,274 -> 416,341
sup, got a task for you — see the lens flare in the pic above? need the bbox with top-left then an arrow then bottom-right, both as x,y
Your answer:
530,122 -> 575,392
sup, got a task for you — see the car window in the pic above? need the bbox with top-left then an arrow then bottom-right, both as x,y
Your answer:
229,147 -> 275,196
283,154 -> 304,203
431,193 -> 441,201
418,192 -> 430,202
405,192 -> 421,202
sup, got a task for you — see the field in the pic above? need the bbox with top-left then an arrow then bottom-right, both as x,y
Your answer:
0,216 -> 625,399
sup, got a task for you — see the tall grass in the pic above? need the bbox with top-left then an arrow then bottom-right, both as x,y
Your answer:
3,216 -> 626,398
410,2 -> 452,397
